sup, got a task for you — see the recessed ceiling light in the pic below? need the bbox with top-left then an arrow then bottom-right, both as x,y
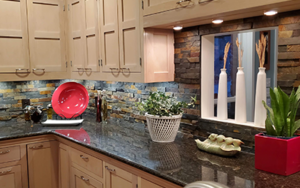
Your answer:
264,10 -> 278,16
173,26 -> 183,31
212,19 -> 223,24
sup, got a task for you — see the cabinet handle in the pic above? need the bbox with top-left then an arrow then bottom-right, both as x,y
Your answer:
84,68 -> 92,71
16,68 -> 29,73
176,0 -> 191,4
105,166 -> 116,173
81,176 -> 89,182
0,170 -> 11,176
198,0 -> 213,4
110,68 -> 119,70
120,68 -> 129,70
80,155 -> 89,160
29,145 -> 43,149
0,150 -> 10,155
32,68 -> 45,73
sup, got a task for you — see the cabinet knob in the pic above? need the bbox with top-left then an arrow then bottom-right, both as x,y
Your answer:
80,155 -> 89,160
81,176 -> 89,182
29,145 -> 43,149
105,166 -> 116,173
0,150 -> 10,155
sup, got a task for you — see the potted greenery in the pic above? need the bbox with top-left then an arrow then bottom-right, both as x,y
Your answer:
137,92 -> 195,143
255,86 -> 300,176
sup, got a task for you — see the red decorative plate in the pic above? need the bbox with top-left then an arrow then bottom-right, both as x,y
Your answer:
52,82 -> 89,119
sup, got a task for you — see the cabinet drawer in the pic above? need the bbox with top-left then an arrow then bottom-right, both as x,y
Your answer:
0,165 -> 22,188
70,149 -> 103,178
0,146 -> 20,164
71,167 -> 103,188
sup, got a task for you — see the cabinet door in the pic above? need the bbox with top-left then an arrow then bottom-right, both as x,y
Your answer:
27,141 -> 58,188
0,165 -> 22,188
27,0 -> 67,73
71,167 -> 103,188
99,0 -> 120,72
83,0 -> 100,72
105,162 -> 137,188
68,0 -> 85,72
138,177 -> 163,188
118,0 -> 142,73
0,0 -> 30,73
143,0 -> 195,16
144,28 -> 174,83
59,144 -> 69,188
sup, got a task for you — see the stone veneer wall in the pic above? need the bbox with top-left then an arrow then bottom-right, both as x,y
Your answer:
0,10 -> 300,152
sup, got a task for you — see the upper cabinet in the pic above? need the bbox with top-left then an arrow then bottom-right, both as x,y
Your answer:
68,0 -> 100,73
27,0 -> 67,73
143,0 -> 196,16
0,0 -> 30,73
143,0 -> 300,28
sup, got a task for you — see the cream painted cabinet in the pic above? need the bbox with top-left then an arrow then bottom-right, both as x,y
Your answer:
105,162 -> 137,188
68,0 -> 100,73
98,0 -> 120,72
99,0 -> 142,73
71,167 -> 103,188
143,0 -> 196,16
0,0 -> 30,73
27,141 -> 58,188
144,28 -> 174,83
0,165 -> 22,188
27,0 -> 67,73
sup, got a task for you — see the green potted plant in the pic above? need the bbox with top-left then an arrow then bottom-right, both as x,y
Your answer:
136,92 -> 196,143
255,86 -> 300,176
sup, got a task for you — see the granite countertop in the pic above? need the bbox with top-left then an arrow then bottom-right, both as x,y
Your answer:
0,114 -> 300,188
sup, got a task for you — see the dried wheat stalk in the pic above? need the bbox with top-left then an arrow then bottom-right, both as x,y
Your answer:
223,42 -> 231,69
236,38 -> 244,68
255,34 -> 267,68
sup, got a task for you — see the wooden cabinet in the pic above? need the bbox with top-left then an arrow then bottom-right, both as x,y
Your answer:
68,0 -> 100,73
105,162 -> 137,188
143,0 -> 196,16
59,143 -> 69,188
0,165 -> 22,188
98,0 -> 120,72
144,28 -> 174,83
27,0 -> 67,73
0,0 -> 30,73
71,167 -> 103,188
27,141 -> 58,188
138,177 -> 164,188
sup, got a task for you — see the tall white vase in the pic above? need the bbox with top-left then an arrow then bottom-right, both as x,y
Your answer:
217,69 -> 228,120
254,67 -> 267,127
235,67 -> 247,123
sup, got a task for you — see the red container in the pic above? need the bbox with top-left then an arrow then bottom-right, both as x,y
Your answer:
255,133 -> 300,176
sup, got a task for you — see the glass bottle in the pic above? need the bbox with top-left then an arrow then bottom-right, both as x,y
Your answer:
102,90 -> 108,123
96,90 -> 102,122
47,104 -> 53,119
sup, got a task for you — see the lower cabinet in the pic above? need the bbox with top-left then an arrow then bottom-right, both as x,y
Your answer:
105,162 -> 137,188
71,167 -> 103,188
0,165 -> 22,188
139,177 -> 163,188
27,141 -> 58,188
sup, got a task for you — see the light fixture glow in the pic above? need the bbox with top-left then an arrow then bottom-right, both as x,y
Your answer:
212,19 -> 223,24
173,26 -> 183,31
264,10 -> 278,16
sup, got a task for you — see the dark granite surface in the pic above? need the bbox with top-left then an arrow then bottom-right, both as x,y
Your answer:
1,114 -> 300,188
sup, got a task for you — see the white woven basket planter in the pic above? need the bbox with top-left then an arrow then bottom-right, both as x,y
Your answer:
145,113 -> 182,143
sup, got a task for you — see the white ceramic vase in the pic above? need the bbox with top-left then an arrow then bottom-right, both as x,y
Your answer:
235,67 -> 247,123
254,67 -> 267,127
217,69 -> 228,120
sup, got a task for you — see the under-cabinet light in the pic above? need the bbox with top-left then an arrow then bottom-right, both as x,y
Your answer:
173,26 -> 183,31
212,19 -> 223,24
264,10 -> 278,16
